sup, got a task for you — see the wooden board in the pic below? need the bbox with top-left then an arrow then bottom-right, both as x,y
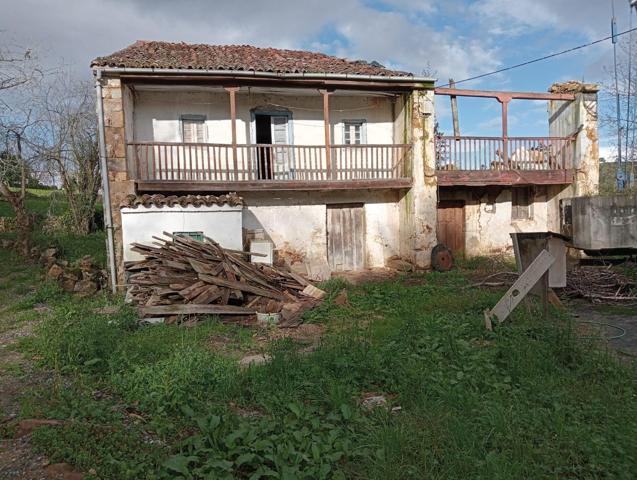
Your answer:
327,203 -> 365,272
437,200 -> 465,255
437,169 -> 574,187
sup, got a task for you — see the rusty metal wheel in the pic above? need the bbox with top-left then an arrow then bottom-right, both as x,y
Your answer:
431,244 -> 453,272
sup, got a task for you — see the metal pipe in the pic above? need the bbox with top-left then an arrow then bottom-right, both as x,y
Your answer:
95,70 -> 118,294
92,66 -> 435,84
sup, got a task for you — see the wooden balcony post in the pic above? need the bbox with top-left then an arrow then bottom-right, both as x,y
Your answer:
225,86 -> 240,180
498,94 -> 511,166
320,89 -> 334,179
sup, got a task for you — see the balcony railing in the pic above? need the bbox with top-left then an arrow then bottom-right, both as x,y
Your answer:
129,143 -> 412,188
435,136 -> 574,171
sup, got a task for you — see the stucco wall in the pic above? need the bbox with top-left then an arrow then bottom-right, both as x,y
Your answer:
132,89 -> 395,145
120,205 -> 243,262
440,185 -> 570,256
241,190 -> 402,279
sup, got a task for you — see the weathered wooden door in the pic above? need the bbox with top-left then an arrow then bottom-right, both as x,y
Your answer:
327,204 -> 365,271
437,200 -> 465,255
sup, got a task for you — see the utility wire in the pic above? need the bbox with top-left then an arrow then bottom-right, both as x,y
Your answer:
438,25 -> 637,88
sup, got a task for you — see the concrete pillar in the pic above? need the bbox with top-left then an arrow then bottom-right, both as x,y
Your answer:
399,89 -> 438,268
101,77 -> 135,285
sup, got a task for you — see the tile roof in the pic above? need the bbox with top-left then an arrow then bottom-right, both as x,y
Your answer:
92,41 -> 413,77
120,193 -> 244,209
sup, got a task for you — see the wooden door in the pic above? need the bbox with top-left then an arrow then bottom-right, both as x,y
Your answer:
437,200 -> 465,254
327,204 -> 365,271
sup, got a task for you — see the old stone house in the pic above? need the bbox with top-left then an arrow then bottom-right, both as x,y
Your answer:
92,41 -> 598,287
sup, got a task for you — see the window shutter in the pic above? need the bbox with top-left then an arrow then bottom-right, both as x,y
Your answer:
181,116 -> 206,143
271,116 -> 289,145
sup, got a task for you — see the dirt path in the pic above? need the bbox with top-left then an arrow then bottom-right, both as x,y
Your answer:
0,320 -> 64,480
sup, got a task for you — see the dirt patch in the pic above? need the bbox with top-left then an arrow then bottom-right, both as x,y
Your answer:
332,268 -> 398,285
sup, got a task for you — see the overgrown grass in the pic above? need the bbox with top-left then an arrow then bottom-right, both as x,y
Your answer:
2,256 -> 637,479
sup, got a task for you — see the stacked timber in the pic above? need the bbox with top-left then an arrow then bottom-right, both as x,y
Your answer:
125,232 -> 325,326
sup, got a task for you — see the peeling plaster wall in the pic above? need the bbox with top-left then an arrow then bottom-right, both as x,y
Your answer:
398,90 -> 437,267
241,190 -> 401,279
549,89 -> 599,196
440,186 -> 569,256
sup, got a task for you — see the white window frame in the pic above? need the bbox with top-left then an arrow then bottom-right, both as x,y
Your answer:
342,119 -> 367,145
180,114 -> 207,143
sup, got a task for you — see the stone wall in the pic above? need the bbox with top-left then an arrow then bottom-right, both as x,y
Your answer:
101,77 -> 135,285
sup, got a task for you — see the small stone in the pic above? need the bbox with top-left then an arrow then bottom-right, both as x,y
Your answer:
61,276 -> 77,293
361,395 -> 387,410
386,256 -> 414,272
74,279 -> 98,297
239,354 -> 271,367
46,264 -> 64,281
77,255 -> 94,271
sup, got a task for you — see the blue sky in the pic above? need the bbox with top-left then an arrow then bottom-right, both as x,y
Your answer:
2,0 -> 634,155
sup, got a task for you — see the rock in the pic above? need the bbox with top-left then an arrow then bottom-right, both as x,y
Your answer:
77,255 -> 94,271
46,264 -> 64,281
361,395 -> 387,410
60,276 -> 77,293
239,354 -> 271,367
15,418 -> 64,438
73,279 -> 98,297
0,239 -> 14,249
40,248 -> 58,265
386,256 -> 414,272
33,303 -> 52,313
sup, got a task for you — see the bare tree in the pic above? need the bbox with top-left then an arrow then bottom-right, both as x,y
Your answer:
0,44 -> 42,255
600,33 -> 637,189
29,76 -> 100,234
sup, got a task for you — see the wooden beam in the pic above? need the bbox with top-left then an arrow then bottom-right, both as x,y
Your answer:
485,249 -> 555,325
136,178 -> 412,192
119,75 -> 433,91
141,304 -> 255,315
320,89 -> 333,179
434,87 -> 576,101
436,169 -> 574,186
449,79 -> 460,137
224,86 -> 240,180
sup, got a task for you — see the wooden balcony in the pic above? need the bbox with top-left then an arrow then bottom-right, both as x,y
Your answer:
129,142 -> 412,191
435,136 -> 575,186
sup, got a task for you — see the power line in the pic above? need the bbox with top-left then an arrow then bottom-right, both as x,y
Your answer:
438,25 -> 637,88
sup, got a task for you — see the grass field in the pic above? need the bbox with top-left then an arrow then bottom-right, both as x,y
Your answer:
1,247 -> 636,479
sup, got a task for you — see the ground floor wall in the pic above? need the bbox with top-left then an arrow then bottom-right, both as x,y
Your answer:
438,185 -> 571,257
241,189 -> 403,280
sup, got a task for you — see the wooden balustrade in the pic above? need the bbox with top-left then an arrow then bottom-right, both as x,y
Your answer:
435,136 -> 575,171
128,142 -> 411,184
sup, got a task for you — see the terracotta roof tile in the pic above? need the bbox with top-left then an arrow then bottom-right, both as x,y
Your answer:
92,41 -> 412,77
120,193 -> 244,209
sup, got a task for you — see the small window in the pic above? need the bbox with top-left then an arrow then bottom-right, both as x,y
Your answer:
511,187 -> 533,221
181,115 -> 207,143
174,231 -> 204,242
343,120 -> 366,145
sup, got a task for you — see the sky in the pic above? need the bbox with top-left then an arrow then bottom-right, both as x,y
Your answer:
1,0 -> 635,156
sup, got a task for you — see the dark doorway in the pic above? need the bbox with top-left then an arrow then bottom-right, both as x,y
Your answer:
255,115 -> 272,179
437,200 -> 465,255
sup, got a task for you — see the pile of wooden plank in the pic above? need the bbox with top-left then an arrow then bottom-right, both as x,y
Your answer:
125,232 -> 325,326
